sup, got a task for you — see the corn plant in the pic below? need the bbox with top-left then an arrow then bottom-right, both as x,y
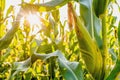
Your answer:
0,0 -> 120,80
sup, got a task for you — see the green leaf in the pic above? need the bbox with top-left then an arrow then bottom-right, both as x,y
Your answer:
51,10 -> 60,22
78,0 -> 102,48
21,0 -> 71,12
12,50 -> 83,80
71,3 -> 103,79
0,0 -> 5,25
6,5 -> 14,17
0,23 -> 19,50
9,58 -> 31,80
93,0 -> 113,17
0,0 -> 5,11
58,59 -> 83,80
106,59 -> 120,80
24,70 -> 32,80
36,43 -> 52,53
30,0 -> 35,4
36,50 -> 83,80
49,17 -> 58,38
56,41 -> 65,52
13,58 -> 31,72
1,48 -> 11,61
0,24 -> 6,38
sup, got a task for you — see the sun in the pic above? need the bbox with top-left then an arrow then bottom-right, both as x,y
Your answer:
26,13 -> 41,26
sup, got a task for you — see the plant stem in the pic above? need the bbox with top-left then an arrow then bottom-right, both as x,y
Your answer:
101,12 -> 108,79
90,5 -> 94,39
118,22 -> 120,59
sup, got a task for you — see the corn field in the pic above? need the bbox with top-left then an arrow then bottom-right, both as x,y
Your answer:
0,0 -> 120,80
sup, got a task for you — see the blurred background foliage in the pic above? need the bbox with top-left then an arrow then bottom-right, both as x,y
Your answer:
0,0 -> 120,80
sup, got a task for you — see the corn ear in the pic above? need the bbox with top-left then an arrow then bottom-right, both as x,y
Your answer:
69,3 -> 103,79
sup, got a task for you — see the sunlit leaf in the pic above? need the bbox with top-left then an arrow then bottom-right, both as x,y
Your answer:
49,17 -> 58,38
0,24 -> 6,38
37,43 -> 52,53
21,0 -> 71,12
6,5 -> 13,17
1,0 -> 119,80
70,2 -> 103,79
12,50 -> 83,80
1,48 -> 11,61
51,10 -> 60,22
0,23 -> 19,50
30,0 -> 35,4
78,0 -> 102,48
0,0 -> 5,11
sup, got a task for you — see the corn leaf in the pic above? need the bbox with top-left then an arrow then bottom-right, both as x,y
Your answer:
21,0 -> 71,12
9,58 -> 31,80
51,10 -> 60,22
30,0 -> 35,4
78,0 -> 102,48
37,43 -> 53,53
71,3 -> 103,79
106,59 -> 120,80
12,50 -> 83,80
6,5 -> 13,17
58,58 -> 83,80
93,0 -> 113,17
0,0 -> 5,23
0,0 -> 5,11
0,24 -> 19,50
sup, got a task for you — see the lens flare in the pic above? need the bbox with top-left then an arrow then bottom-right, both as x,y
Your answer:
26,13 -> 41,26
